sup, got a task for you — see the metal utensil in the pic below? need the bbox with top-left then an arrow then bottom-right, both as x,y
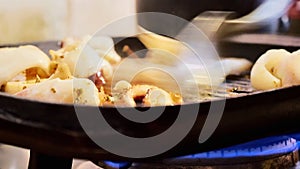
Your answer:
176,0 -> 293,42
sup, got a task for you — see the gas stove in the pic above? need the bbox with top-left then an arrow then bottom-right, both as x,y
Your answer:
96,134 -> 300,169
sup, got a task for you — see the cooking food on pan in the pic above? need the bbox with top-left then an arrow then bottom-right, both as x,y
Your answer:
0,36 -> 252,106
251,49 -> 300,90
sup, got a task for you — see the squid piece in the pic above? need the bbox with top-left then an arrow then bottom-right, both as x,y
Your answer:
15,78 -> 100,106
51,43 -> 113,79
276,50 -> 300,86
88,36 -> 121,64
250,49 -> 290,90
251,49 -> 300,90
109,57 -> 252,101
0,45 -> 51,86
144,88 -> 181,107
112,80 -> 182,107
50,36 -> 115,79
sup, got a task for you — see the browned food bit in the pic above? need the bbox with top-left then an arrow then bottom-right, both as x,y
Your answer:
113,80 -> 183,107
88,70 -> 106,91
25,67 -> 49,80
122,45 -> 139,58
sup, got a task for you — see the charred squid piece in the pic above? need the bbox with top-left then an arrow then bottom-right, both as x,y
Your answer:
112,80 -> 182,107
88,70 -> 107,92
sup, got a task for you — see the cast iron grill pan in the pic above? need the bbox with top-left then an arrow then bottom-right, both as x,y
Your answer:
0,38 -> 300,162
